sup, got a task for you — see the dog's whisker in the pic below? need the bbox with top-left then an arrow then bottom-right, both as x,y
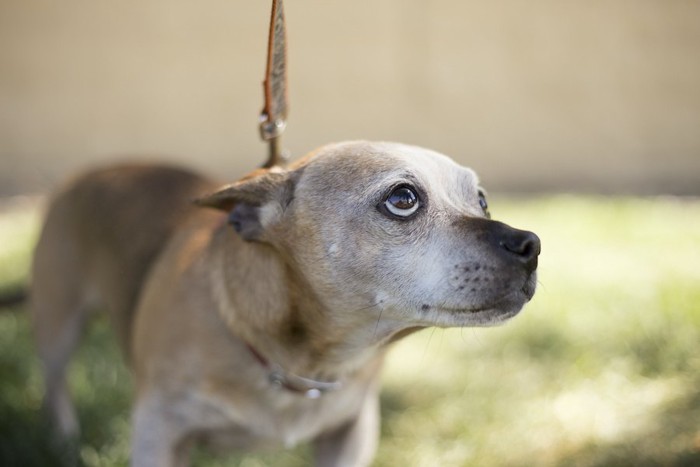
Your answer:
534,279 -> 548,294
373,307 -> 384,341
459,326 -> 476,344
353,302 -> 380,312
422,327 -> 439,364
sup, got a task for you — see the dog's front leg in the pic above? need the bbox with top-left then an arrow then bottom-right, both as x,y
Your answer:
131,394 -> 193,467
312,390 -> 380,467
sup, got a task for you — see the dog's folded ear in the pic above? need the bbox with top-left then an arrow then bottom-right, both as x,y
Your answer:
194,169 -> 295,241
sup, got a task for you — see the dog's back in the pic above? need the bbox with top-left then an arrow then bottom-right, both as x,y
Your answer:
30,164 -> 214,437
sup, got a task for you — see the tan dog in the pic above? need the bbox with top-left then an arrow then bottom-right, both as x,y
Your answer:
30,141 -> 540,466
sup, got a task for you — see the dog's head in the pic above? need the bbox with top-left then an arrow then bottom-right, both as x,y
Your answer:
197,141 -> 539,329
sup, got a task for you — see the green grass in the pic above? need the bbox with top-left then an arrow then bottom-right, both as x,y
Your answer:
1,195 -> 699,466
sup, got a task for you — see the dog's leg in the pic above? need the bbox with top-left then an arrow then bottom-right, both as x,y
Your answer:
30,216 -> 91,442
312,390 -> 380,467
131,393 -> 193,467
35,304 -> 88,441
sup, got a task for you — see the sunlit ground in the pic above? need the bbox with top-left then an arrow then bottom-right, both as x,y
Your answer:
1,195 -> 699,466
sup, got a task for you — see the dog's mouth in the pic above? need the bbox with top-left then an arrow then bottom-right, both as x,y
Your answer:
419,272 -> 537,327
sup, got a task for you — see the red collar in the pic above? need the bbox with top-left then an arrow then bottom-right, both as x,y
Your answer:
245,343 -> 342,399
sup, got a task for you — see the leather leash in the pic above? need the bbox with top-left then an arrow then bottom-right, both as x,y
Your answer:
247,2 -> 343,398
260,0 -> 289,168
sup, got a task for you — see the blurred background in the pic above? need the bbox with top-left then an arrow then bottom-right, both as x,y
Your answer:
1,1 -> 699,466
2,0 -> 699,194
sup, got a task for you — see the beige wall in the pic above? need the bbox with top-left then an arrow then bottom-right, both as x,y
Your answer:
2,0 -> 699,195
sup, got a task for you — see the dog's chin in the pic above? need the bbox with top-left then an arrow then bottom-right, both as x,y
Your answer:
432,301 -> 524,328
422,275 -> 537,328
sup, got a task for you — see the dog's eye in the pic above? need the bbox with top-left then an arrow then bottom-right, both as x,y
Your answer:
383,186 -> 420,218
478,190 -> 490,217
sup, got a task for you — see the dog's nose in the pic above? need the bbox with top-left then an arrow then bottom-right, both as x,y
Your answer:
453,217 -> 541,273
501,229 -> 541,272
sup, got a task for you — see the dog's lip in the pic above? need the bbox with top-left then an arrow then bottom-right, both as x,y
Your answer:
431,302 -> 516,315
422,301 -> 523,327
427,287 -> 532,315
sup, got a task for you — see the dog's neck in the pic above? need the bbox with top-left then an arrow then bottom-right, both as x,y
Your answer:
207,224 -> 408,383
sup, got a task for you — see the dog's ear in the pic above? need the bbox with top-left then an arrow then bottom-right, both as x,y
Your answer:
194,169 -> 294,241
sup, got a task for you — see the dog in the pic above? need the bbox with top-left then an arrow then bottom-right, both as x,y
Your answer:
30,141 -> 540,466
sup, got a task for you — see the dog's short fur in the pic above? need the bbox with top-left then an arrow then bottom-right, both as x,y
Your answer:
31,141 -> 540,466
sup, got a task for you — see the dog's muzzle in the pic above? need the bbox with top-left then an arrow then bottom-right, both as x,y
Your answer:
450,217 -> 541,305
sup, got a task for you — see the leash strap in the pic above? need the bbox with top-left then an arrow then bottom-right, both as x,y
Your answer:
260,0 -> 289,168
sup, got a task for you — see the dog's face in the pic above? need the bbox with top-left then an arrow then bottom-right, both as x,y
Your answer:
198,141 -> 539,330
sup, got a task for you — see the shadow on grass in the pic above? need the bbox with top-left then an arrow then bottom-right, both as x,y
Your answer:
0,308 -> 132,467
0,387 -> 62,466
0,307 -> 68,466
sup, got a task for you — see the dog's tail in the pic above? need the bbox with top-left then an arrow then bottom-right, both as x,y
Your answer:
0,286 -> 28,310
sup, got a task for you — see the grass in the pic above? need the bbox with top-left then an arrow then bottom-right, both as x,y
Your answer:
1,195 -> 699,466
